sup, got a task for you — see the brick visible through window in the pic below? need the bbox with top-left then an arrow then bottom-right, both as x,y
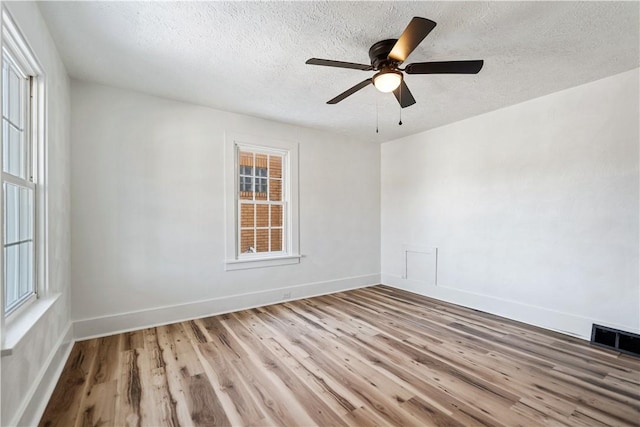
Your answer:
238,149 -> 284,254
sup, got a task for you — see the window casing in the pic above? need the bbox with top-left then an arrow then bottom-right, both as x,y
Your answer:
225,134 -> 300,270
1,12 -> 41,317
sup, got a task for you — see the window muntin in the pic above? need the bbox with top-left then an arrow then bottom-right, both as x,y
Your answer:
237,148 -> 285,256
2,44 -> 36,315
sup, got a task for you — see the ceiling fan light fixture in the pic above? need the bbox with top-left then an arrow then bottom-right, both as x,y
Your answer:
373,69 -> 402,93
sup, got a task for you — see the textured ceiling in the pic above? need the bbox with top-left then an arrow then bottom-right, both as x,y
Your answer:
37,1 -> 639,143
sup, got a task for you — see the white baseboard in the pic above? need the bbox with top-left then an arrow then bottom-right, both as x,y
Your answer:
11,322 -> 74,427
381,274 -> 635,340
74,274 -> 381,340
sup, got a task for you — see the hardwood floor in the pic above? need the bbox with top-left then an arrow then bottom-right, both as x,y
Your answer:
40,285 -> 640,427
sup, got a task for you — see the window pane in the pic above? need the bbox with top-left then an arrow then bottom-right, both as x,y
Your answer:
240,203 -> 254,228
4,183 -> 19,244
19,241 -> 32,297
3,241 -> 33,312
2,62 -> 8,117
256,167 -> 267,177
3,120 -> 25,178
19,186 -> 33,240
239,178 -> 253,200
8,123 -> 24,177
256,229 -> 269,253
255,180 -> 267,201
256,177 -> 267,193
269,155 -> 282,178
271,228 -> 282,252
271,205 -> 283,227
240,229 -> 255,254
239,152 -> 254,200
4,244 -> 18,308
239,151 -> 254,168
255,153 -> 267,171
256,204 -> 268,227
8,65 -> 22,127
2,120 -> 7,172
240,176 -> 252,193
269,179 -> 282,201
4,183 -> 32,244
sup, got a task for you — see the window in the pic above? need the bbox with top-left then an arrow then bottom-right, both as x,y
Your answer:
225,134 -> 300,270
238,149 -> 284,255
1,12 -> 41,317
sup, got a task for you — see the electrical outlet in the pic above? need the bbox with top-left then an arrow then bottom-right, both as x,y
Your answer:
282,292 -> 291,300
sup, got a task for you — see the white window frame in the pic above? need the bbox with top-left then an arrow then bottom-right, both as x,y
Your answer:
224,132 -> 300,270
1,8 -> 47,322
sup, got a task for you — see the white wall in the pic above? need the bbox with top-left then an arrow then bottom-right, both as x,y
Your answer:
0,2 -> 72,426
70,80 -> 380,337
381,69 -> 639,339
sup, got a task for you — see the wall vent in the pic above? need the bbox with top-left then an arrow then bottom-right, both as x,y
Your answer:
591,324 -> 640,357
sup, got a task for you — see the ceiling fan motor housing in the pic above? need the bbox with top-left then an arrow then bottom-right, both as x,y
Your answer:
369,39 -> 399,70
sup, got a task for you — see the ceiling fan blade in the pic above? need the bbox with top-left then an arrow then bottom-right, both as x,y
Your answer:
392,80 -> 416,108
388,17 -> 437,64
327,79 -> 372,104
405,60 -> 484,74
306,58 -> 373,71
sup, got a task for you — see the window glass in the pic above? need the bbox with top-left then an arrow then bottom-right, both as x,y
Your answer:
237,148 -> 287,256
7,63 -> 22,127
271,205 -> 283,227
3,183 -> 34,313
2,45 -> 37,315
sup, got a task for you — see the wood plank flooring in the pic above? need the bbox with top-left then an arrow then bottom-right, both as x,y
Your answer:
40,285 -> 640,426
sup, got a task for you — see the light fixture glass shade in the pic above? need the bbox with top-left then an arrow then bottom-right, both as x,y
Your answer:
373,70 -> 402,93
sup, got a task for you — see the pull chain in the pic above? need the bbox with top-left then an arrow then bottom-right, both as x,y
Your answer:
399,85 -> 403,126
376,99 -> 379,133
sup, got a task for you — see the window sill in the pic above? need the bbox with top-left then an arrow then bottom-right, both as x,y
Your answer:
1,293 -> 61,356
225,254 -> 301,271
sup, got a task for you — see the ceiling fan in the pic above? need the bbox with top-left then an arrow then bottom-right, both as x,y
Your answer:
306,17 -> 484,108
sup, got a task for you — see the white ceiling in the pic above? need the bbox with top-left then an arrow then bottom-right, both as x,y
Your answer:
37,1 -> 639,143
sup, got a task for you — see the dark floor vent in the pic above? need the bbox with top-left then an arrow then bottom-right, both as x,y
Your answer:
591,324 -> 640,357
